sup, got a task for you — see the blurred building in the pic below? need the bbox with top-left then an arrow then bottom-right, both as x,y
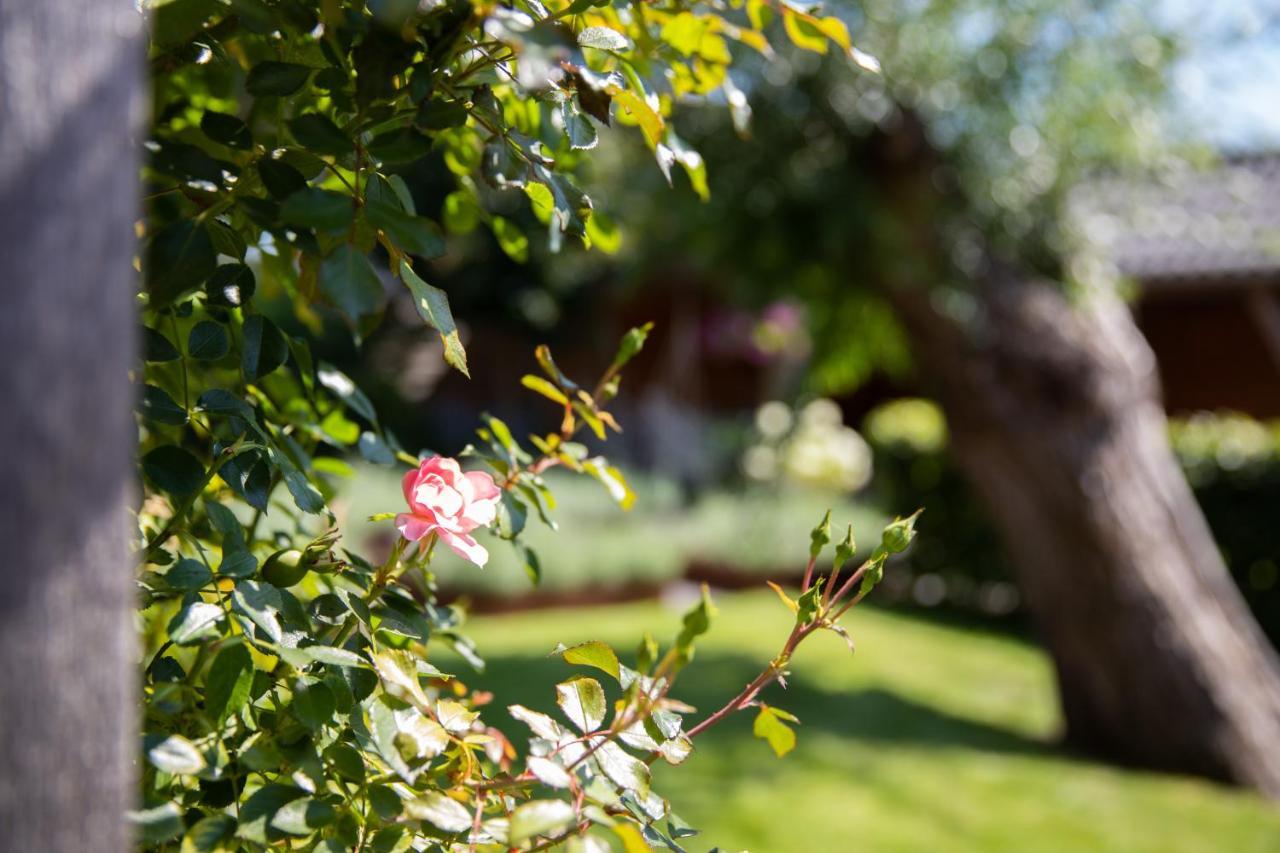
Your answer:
1076,154 -> 1280,415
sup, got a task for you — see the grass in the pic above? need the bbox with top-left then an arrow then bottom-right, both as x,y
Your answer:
442,590 -> 1280,852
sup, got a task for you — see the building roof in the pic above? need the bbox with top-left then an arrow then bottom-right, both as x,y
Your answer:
1072,154 -> 1280,286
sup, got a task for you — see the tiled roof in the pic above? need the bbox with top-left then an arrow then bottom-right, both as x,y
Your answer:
1071,154 -> 1280,285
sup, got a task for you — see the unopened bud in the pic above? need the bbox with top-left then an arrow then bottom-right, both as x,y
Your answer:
880,509 -> 922,555
809,509 -> 833,559
833,525 -> 856,571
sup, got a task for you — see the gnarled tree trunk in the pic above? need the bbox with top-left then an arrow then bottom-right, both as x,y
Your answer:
0,0 -> 143,848
891,274 -> 1280,795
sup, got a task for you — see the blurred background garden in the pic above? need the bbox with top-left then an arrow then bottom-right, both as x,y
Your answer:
210,0 -> 1280,848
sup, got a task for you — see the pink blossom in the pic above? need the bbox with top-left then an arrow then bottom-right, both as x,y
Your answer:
396,456 -> 501,567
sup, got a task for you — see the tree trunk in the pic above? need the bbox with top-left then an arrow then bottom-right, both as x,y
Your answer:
0,1 -> 143,849
891,274 -> 1280,795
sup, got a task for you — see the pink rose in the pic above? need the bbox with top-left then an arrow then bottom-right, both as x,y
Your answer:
396,456 -> 501,567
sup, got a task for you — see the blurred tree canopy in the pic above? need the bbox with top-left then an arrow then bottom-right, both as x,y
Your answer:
583,0 -> 1184,391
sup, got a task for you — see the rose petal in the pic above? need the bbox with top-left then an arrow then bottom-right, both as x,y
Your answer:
416,480 -> 463,519
396,513 -> 437,543
465,470 -> 501,501
437,529 -> 489,567
462,495 -> 498,529
402,468 -> 421,507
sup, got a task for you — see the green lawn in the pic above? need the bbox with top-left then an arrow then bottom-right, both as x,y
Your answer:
446,591 -> 1280,852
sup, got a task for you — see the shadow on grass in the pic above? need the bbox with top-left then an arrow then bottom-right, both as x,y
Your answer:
469,651 -> 1049,760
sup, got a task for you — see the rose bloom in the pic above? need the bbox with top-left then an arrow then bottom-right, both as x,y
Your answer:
396,456 -> 501,567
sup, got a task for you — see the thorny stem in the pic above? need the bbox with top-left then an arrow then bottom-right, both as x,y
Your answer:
686,620 -> 815,740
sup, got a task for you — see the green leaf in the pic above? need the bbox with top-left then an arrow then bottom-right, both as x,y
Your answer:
491,216 -> 529,263
147,220 -> 216,306
562,99 -> 599,150
148,734 -> 206,775
586,211 -> 621,254
592,740 -> 650,795
168,599 -> 224,644
404,792 -> 472,833
527,756 -> 572,789
207,219 -> 246,259
318,365 -> 379,424
276,451 -> 325,514
373,649 -> 430,708
200,110 -> 252,149
229,0 -> 279,32
297,645 -> 367,667
150,0 -> 221,46
241,314 -> 289,379
204,499 -> 244,545
206,643 -> 253,723
509,800 -> 576,846
781,7 -> 828,54
753,705 -> 799,757
198,388 -> 256,422
320,245 -> 385,324
674,583 -> 716,657
292,679 -> 336,730
182,813 -> 236,852
238,784 -> 307,844
367,785 -> 403,820
258,158 -> 308,200
246,61 -> 312,96
143,327 -> 180,362
232,579 -> 284,642
442,189 -> 480,235
166,558 -> 212,591
556,676 -> 606,732
666,130 -> 709,202
557,640 -> 621,681
289,113 -> 351,156
139,384 -> 188,425
578,26 -> 631,51
583,458 -> 635,510
399,260 -> 468,376
436,698 -> 479,733
280,187 -> 356,231
367,200 -> 445,258
205,263 -> 256,307
415,98 -> 469,131
521,375 -> 569,405
143,445 -> 205,496
497,491 -> 527,539
128,803 -> 184,846
484,415 -> 525,457
219,550 -> 258,579
367,126 -> 430,164
516,542 -> 542,585
324,742 -> 366,783
509,704 -> 564,740
188,320 -> 229,360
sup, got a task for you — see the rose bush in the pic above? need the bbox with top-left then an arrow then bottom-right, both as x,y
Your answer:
133,1 -> 914,849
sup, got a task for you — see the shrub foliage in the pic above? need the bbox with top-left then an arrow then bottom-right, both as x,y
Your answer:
135,1 -> 912,849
